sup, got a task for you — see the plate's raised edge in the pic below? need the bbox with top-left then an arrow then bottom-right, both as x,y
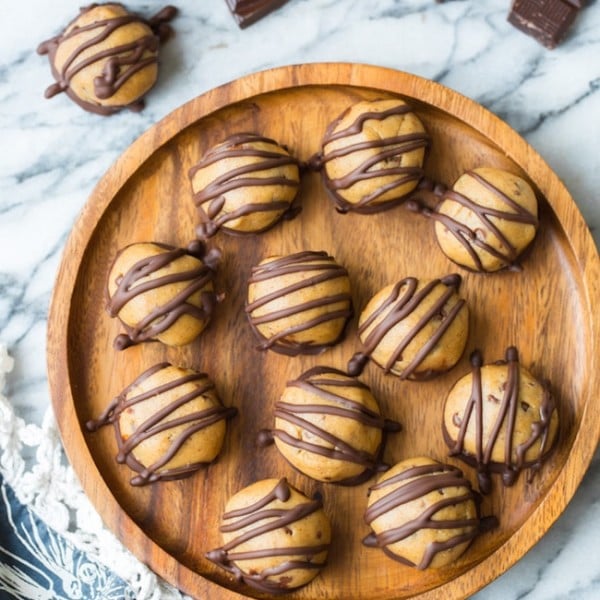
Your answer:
46,62 -> 600,600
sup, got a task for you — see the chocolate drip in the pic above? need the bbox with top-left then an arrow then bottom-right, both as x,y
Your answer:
37,4 -> 177,115
107,242 -> 219,350
85,363 -> 237,486
259,366 -> 401,485
445,347 -> 556,494
148,5 -> 178,42
348,274 -> 465,379
189,133 -> 300,239
318,103 -> 429,214
403,176 -> 447,215
206,478 -> 329,594
363,462 -> 496,569
432,170 -> 539,272
246,251 -> 353,356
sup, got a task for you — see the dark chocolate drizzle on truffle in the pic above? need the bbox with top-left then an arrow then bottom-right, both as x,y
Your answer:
189,133 -> 301,239
246,251 -> 353,356
423,170 -> 539,272
107,242 -> 219,350
258,366 -> 401,485
315,102 -> 430,214
206,478 -> 329,594
348,274 -> 466,379
85,362 -> 237,486
444,347 -> 556,494
37,4 -> 177,115
363,461 -> 497,569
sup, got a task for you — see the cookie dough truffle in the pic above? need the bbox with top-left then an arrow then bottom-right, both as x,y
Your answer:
443,347 -> 558,494
206,478 -> 331,594
348,274 -> 468,380
433,167 -> 539,272
106,241 -> 220,350
189,133 -> 301,239
37,3 -> 177,115
246,251 -> 353,356
258,366 -> 401,484
363,457 -> 496,569
86,363 -> 237,486
318,98 -> 429,213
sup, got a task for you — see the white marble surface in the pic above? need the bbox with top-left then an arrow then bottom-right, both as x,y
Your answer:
0,0 -> 599,598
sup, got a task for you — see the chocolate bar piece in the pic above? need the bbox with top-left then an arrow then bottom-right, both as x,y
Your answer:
508,0 -> 584,49
225,0 -> 289,28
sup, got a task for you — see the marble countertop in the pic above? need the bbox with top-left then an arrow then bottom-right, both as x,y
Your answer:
1,0 -> 599,598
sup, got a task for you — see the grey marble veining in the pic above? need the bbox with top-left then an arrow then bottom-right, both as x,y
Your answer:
0,0 -> 599,598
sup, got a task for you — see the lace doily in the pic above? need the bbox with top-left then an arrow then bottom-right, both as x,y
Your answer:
0,343 -> 189,600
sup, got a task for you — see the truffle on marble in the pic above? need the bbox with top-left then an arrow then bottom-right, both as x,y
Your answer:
37,2 -> 177,114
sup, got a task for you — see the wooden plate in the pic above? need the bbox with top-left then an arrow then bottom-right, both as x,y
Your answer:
47,63 -> 600,599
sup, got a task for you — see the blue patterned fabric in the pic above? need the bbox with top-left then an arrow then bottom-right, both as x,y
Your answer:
0,474 -> 135,600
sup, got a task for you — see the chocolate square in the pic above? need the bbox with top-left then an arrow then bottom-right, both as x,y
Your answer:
508,0 -> 584,49
225,0 -> 289,29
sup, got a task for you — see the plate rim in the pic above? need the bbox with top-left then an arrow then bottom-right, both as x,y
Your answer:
46,62 -> 600,600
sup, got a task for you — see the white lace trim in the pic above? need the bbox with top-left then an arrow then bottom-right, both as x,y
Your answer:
0,343 -> 190,600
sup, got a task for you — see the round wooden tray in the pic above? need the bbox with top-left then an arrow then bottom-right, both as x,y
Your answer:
47,63 -> 600,599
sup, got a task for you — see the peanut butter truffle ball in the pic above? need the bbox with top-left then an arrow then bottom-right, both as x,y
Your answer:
86,363 -> 237,486
189,133 -> 301,239
106,241 -> 220,350
206,478 -> 331,594
348,274 -> 468,380
37,3 -> 177,115
433,167 -> 539,272
258,366 -> 401,484
246,251 -> 353,356
363,457 -> 496,569
443,347 -> 558,494
318,98 -> 429,213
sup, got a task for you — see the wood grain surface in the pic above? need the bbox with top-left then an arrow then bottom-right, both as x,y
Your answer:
46,63 -> 600,600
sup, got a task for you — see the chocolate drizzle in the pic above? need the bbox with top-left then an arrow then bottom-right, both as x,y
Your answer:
206,478 -> 329,594
189,133 -> 301,239
246,251 -> 353,356
107,242 -> 220,350
363,461 -> 496,569
429,170 -> 539,272
444,347 -> 556,494
317,102 -> 430,214
348,274 -> 466,379
37,3 -> 177,115
258,366 -> 401,485
85,363 -> 237,486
